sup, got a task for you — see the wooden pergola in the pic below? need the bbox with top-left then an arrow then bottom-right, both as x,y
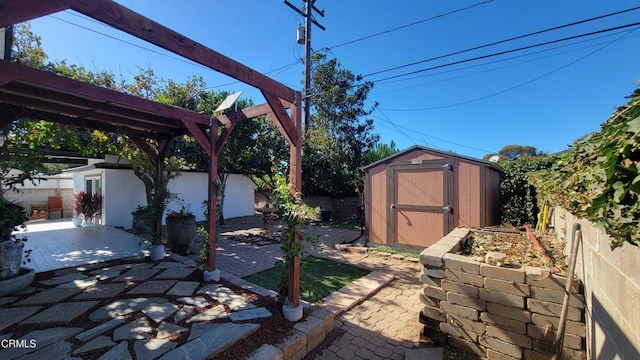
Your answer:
0,0 -> 304,314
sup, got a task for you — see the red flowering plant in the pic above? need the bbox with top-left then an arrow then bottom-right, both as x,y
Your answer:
166,202 -> 194,219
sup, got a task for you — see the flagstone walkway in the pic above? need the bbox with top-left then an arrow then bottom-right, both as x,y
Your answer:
0,257 -> 274,359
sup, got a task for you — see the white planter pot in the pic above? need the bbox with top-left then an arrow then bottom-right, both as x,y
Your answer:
203,269 -> 220,282
282,303 -> 303,322
72,217 -> 83,227
149,244 -> 165,261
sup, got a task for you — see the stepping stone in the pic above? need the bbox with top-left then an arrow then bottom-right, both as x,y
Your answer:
197,284 -> 222,296
112,269 -> 159,282
199,285 -> 255,311
404,347 -> 443,360
72,335 -> 116,355
89,297 -> 166,322
113,318 -> 153,340
94,271 -> 122,281
174,305 -> 194,323
160,323 -> 259,360
142,302 -> 180,323
127,280 -> 177,295
0,306 -> 41,331
153,262 -> 187,269
39,272 -> 87,286
98,341 -> 132,360
188,323 -> 220,341
186,305 -> 228,323
156,268 -> 195,279
74,283 -> 128,300
17,288 -> 81,305
0,327 -> 82,359
21,301 -> 99,325
0,296 -> 18,306
135,339 -> 177,360
16,340 -> 73,360
157,322 -> 188,339
57,278 -> 98,289
176,296 -> 209,307
13,286 -> 38,295
166,281 -> 199,296
76,316 -> 126,341
229,307 -> 272,322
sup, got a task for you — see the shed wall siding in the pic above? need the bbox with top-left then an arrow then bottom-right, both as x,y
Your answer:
366,147 -> 501,249
453,160 -> 481,228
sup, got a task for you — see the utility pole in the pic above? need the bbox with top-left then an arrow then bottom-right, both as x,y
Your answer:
283,0 -> 325,132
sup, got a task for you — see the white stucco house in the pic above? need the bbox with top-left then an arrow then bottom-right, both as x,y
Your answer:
63,155 -> 255,228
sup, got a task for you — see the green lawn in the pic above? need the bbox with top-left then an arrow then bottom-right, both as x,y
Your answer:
243,256 -> 370,302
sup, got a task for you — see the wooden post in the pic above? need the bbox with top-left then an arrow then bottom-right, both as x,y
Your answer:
287,95 -> 302,308
207,120 -> 219,271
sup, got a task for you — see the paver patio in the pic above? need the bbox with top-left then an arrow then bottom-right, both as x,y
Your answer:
2,216 -> 440,359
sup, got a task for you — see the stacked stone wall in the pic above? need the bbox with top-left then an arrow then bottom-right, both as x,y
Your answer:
419,228 -> 586,359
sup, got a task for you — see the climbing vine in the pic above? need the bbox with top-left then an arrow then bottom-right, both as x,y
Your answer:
532,88 -> 640,249
271,177 -> 320,304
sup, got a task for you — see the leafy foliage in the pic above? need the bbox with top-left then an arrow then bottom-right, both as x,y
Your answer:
532,88 -> 640,249
364,140 -> 399,165
303,53 -> 379,197
499,155 -> 555,226
271,177 -> 319,304
498,145 -> 538,161
0,197 -> 28,241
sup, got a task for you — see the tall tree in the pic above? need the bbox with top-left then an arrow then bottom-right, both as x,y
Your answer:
303,53 -> 379,197
497,145 -> 538,161
364,140 -> 399,165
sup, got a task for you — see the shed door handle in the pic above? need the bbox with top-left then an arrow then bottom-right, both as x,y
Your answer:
442,206 -> 452,213
390,203 -> 396,210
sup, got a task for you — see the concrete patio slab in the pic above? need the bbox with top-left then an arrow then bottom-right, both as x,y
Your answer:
155,268 -> 195,279
89,297 -> 166,322
72,335 -> 116,355
166,281 -> 199,296
113,318 -> 153,340
186,304 -> 228,323
141,301 -> 180,323
73,283 -> 128,300
76,316 -> 127,342
16,288 -> 81,305
156,322 -> 188,339
174,305 -> 195,322
127,280 -> 177,295
0,306 -> 41,331
229,307 -> 272,322
160,322 -> 259,360
98,341 -> 132,360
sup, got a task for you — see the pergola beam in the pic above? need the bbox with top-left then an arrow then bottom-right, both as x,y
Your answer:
0,0 -> 69,27
56,0 -> 296,103
0,61 -> 210,127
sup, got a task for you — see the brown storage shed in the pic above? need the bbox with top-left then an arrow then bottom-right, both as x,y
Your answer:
363,146 -> 502,249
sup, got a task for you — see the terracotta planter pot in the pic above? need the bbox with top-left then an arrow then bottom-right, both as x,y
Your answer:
0,241 -> 24,280
166,215 -> 196,255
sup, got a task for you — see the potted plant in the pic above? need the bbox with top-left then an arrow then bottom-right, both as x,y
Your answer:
131,205 -> 154,235
0,197 -> 35,296
72,192 -> 84,227
74,191 -> 103,227
166,203 -> 196,255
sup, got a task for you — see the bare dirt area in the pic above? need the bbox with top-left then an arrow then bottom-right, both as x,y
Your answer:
461,229 -> 568,273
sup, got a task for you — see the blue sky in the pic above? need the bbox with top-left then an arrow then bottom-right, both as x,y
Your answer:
26,0 -> 640,159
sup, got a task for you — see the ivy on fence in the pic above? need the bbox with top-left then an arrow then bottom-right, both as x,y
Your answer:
532,89 -> 640,249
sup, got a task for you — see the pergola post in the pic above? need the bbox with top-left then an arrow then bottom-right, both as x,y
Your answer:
283,94 -> 303,321
203,119 -> 220,282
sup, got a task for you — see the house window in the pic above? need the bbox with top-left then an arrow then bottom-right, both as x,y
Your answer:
85,174 -> 102,195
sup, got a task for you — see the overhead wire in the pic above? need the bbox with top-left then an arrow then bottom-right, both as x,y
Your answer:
362,5 -> 640,78
379,25 -> 638,111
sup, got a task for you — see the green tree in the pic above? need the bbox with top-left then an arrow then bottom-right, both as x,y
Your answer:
497,145 -> 538,161
364,140 -> 398,165
303,53 -> 379,197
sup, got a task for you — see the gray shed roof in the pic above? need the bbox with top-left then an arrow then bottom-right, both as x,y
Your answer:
362,145 -> 503,173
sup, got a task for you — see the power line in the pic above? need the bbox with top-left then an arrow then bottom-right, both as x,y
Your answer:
372,110 -> 495,154
371,29 -> 635,94
363,5 -> 640,78
328,0 -> 494,50
379,26 -> 637,112
368,21 -> 640,84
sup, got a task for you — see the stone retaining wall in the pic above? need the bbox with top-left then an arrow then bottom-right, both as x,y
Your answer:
419,228 -> 587,359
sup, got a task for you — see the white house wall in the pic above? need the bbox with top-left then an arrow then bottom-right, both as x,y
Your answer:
222,174 -> 256,219
70,169 -> 255,229
104,169 -> 146,229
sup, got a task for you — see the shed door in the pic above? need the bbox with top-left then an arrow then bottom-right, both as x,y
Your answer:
387,160 -> 453,248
